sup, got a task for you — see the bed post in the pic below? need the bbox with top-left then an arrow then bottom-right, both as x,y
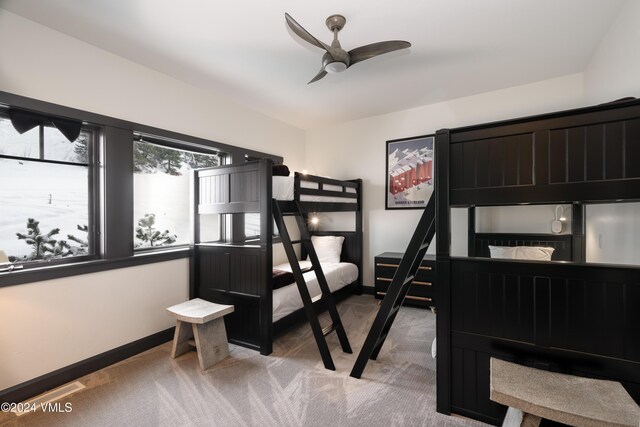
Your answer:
571,202 -> 585,263
259,159 -> 274,354
354,178 -> 364,293
435,128 -> 451,415
467,206 -> 476,257
189,169 -> 200,300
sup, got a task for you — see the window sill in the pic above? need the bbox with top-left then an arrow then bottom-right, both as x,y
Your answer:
0,247 -> 191,288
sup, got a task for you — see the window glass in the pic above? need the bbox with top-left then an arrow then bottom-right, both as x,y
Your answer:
43,127 -> 90,163
0,118 -> 39,159
245,213 -> 260,238
133,140 -> 220,249
0,114 -> 94,264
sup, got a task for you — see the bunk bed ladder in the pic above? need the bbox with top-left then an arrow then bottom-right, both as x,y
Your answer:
272,200 -> 353,371
350,195 -> 436,379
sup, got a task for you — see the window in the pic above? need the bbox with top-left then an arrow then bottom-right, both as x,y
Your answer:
133,138 -> 220,249
0,113 -> 97,265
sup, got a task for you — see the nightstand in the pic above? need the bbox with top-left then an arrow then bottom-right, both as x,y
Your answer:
374,252 -> 436,308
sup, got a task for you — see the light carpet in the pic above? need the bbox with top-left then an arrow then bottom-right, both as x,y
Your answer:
2,295 -> 488,427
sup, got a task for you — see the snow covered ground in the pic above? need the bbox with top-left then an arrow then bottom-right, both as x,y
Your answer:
0,120 -> 215,258
0,160 -> 197,257
0,159 -> 88,258
134,173 -> 192,247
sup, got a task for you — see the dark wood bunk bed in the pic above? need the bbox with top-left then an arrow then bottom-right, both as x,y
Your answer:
191,158 -> 363,356
435,98 -> 640,425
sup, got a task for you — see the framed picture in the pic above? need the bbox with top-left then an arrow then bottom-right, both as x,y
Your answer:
385,135 -> 435,210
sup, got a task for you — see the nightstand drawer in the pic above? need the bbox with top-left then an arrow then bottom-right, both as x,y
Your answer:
375,291 -> 434,307
375,281 -> 434,299
374,252 -> 436,309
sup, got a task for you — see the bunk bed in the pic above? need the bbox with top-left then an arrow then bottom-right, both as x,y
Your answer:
434,99 -> 640,425
191,159 -> 363,356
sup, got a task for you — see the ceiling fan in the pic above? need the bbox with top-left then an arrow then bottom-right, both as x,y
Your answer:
285,13 -> 411,84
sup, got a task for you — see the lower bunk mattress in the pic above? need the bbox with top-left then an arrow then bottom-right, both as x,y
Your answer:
272,260 -> 359,322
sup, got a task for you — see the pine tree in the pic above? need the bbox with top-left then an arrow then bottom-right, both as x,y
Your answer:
16,218 -> 61,260
68,224 -> 89,255
133,141 -> 160,173
73,134 -> 89,163
135,214 -> 177,247
134,141 -> 185,175
47,240 -> 72,257
182,152 -> 219,169
156,147 -> 183,175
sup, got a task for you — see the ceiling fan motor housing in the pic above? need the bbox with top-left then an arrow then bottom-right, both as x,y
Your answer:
323,51 -> 349,73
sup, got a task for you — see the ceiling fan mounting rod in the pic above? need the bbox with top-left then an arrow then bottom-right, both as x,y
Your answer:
325,14 -> 346,32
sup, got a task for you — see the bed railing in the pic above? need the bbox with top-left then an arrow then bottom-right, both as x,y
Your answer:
292,172 -> 361,212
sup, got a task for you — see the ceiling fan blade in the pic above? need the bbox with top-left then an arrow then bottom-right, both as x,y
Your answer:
348,40 -> 411,67
308,69 -> 328,84
285,13 -> 331,52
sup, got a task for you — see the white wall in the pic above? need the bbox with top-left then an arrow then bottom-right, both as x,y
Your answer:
0,9 -> 305,390
476,205 -> 573,235
305,74 -> 585,285
0,10 -> 306,170
584,0 -> 640,103
0,260 -> 188,390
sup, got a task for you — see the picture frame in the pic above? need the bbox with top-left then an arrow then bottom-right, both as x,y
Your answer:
385,135 -> 435,210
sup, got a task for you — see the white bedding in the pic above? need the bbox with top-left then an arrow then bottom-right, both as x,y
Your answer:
272,176 -> 357,203
272,260 -> 358,322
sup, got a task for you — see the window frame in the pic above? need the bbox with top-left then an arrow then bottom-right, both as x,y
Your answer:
0,112 -> 101,269
132,133 -> 226,253
0,91 -> 282,289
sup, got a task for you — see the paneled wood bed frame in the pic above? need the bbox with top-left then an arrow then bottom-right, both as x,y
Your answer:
191,159 -> 363,355
435,98 -> 640,424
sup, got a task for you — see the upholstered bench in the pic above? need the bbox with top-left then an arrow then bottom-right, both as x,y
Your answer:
166,298 -> 234,370
490,357 -> 640,427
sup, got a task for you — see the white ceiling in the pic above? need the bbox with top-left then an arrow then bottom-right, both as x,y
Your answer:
1,0 -> 626,130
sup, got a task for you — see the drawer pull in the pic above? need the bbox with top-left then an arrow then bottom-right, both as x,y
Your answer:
412,280 -> 432,286
376,277 -> 392,282
406,295 -> 433,302
376,292 -> 432,302
376,263 -> 399,268
378,263 -> 433,271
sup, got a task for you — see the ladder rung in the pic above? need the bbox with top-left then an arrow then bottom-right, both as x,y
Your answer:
188,339 -> 196,347
281,212 -> 299,216
301,266 -> 315,274
322,324 -> 337,336
420,243 -> 429,250
311,293 -> 322,303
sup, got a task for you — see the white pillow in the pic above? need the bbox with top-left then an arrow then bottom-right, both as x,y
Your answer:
488,245 -> 554,261
307,235 -> 345,263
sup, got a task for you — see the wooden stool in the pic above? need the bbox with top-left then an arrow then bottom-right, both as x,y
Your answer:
166,298 -> 234,370
490,358 -> 640,427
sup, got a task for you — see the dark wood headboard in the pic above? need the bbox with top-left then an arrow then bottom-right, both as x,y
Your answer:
470,233 -> 572,261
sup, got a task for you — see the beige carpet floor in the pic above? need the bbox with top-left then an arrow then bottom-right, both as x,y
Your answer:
1,295 -> 488,427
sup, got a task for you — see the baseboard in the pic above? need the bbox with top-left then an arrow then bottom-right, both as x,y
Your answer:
0,327 -> 174,404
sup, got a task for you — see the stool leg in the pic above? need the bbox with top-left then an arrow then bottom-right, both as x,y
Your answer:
520,414 -> 541,427
192,318 -> 229,370
171,320 -> 193,359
